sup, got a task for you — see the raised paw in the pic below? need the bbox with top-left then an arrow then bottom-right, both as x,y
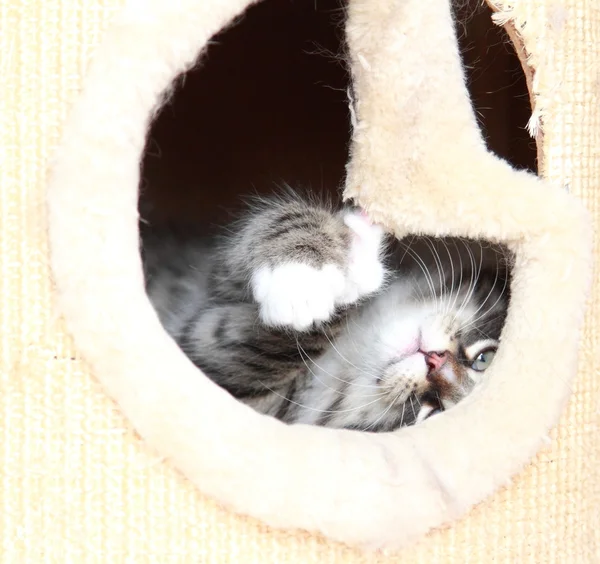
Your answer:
251,209 -> 386,331
338,210 -> 386,305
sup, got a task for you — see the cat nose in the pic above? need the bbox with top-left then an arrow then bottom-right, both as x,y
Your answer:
423,351 -> 448,373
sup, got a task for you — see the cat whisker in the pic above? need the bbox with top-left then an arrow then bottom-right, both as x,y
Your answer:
446,237 -> 466,318
423,236 -> 446,314
460,316 -> 506,340
413,393 -> 422,409
295,340 -> 360,395
363,387 -> 407,431
439,236 -> 456,317
451,239 -> 482,327
461,260 -> 509,330
461,249 -> 500,325
399,239 -> 438,306
296,339 -> 388,391
258,382 -> 390,416
409,395 -> 416,416
460,286 -> 508,333
320,332 -> 390,386
400,401 -> 407,427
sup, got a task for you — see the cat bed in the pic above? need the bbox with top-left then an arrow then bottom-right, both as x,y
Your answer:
45,0 -> 593,552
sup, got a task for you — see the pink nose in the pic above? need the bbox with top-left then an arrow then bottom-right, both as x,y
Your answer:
423,351 -> 447,373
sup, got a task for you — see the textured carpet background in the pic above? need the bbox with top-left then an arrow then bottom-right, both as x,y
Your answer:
1,0 -> 598,561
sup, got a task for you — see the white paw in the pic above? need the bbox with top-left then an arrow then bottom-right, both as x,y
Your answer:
339,211 -> 386,304
251,210 -> 386,330
252,263 -> 346,331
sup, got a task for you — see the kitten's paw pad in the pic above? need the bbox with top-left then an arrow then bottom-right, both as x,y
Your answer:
252,263 -> 345,330
340,211 -> 386,304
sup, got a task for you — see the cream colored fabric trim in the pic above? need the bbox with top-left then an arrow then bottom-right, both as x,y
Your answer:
2,0 -> 598,559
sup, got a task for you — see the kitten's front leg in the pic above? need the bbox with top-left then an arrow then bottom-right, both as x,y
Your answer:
248,205 -> 387,331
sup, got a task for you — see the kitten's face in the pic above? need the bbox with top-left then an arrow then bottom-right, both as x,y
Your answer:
365,246 -> 510,424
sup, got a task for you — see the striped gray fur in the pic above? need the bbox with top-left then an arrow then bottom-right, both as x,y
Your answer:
141,196 -> 511,431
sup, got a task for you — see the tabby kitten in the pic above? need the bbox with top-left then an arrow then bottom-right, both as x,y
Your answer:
141,196 -> 510,431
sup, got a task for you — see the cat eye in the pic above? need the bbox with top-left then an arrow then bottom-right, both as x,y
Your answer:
471,348 -> 497,372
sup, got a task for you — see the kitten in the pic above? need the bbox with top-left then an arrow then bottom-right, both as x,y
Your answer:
141,195 -> 510,431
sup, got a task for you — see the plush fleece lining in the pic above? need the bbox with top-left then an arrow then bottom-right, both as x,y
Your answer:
47,0 -> 592,550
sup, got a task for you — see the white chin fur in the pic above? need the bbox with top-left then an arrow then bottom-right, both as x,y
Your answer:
382,354 -> 429,404
415,404 -> 436,424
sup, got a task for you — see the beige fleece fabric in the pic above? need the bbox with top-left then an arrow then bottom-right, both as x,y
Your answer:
1,0 -> 597,559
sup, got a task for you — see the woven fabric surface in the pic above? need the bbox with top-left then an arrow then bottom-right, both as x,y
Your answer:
1,0 -> 598,562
